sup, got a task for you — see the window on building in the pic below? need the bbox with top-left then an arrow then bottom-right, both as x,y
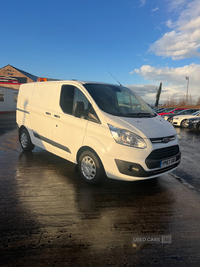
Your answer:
14,92 -> 18,102
0,90 -> 4,102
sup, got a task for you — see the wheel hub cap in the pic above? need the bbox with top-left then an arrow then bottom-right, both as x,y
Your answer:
21,133 -> 28,148
81,156 -> 96,180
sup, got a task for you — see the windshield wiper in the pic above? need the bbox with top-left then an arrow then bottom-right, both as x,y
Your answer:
126,113 -> 155,118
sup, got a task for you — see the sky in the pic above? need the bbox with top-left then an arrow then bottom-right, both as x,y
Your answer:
1,0 -> 200,105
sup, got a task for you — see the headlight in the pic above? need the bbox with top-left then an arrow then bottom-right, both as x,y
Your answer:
108,125 -> 147,149
191,120 -> 199,123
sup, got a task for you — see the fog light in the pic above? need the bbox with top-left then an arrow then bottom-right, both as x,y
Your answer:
128,165 -> 139,172
115,159 -> 145,177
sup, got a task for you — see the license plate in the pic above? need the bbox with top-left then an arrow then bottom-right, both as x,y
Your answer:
160,157 -> 176,168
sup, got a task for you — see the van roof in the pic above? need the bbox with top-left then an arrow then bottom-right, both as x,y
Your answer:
35,80 -> 122,87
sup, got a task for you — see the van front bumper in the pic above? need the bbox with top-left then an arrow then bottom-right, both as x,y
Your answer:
115,152 -> 181,177
101,144 -> 181,181
115,145 -> 181,178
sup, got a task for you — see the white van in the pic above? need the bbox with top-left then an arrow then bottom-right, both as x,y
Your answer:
16,81 -> 181,184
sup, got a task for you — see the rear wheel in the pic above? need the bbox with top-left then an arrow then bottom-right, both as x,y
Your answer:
180,119 -> 187,128
19,128 -> 35,152
78,150 -> 105,185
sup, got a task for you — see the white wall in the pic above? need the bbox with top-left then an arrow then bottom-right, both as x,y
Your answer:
0,86 -> 18,112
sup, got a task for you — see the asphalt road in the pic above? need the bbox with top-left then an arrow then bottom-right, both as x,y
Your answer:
171,127 -> 200,194
0,113 -> 17,136
0,113 -> 200,266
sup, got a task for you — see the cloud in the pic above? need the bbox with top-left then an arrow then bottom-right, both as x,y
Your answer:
167,0 -> 186,12
149,0 -> 200,60
166,20 -> 174,28
139,0 -> 146,7
129,63 -> 200,103
152,7 -> 159,12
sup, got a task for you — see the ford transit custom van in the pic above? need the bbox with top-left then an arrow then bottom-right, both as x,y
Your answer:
16,81 -> 181,184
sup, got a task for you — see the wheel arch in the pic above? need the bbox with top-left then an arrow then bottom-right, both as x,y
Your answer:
180,119 -> 187,127
77,146 -> 101,164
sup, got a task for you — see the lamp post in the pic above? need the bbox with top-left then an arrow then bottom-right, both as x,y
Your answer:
185,76 -> 189,105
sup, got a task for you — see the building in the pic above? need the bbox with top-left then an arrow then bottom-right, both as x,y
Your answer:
0,86 -> 19,113
0,64 -> 38,90
0,65 -> 38,112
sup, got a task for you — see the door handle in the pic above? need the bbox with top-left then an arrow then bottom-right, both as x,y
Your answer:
54,115 -> 60,118
46,112 -> 51,115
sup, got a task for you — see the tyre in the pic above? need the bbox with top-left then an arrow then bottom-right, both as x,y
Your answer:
180,119 -> 187,128
167,117 -> 173,124
19,128 -> 35,152
78,150 -> 105,185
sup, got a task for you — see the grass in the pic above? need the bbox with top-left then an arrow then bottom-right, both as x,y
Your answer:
157,96 -> 200,109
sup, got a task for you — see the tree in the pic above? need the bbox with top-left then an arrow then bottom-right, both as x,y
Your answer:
196,97 -> 200,106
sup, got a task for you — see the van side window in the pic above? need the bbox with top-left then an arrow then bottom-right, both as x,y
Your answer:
73,88 -> 100,123
60,85 -> 100,123
60,85 -> 75,114
88,104 -> 101,124
74,88 -> 89,112
73,88 -> 89,118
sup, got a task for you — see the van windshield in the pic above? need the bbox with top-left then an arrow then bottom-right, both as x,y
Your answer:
84,83 -> 155,118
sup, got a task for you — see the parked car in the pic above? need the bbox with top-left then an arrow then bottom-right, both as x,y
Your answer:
187,117 -> 200,130
162,109 -> 199,123
153,107 -> 166,113
172,110 -> 200,128
158,108 -> 186,116
156,107 -> 175,114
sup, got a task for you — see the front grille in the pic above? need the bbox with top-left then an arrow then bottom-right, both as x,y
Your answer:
150,135 -> 176,144
146,145 -> 180,160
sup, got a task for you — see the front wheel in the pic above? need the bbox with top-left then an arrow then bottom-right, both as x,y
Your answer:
167,117 -> 173,124
180,119 -> 187,128
19,128 -> 35,152
78,150 -> 105,185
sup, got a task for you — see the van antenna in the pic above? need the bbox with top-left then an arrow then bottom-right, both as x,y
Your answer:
108,71 -> 122,86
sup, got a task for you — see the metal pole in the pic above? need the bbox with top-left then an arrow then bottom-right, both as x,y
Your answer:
185,76 -> 189,105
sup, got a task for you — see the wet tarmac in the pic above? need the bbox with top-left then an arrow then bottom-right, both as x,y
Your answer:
0,114 -> 200,266
172,127 -> 200,194
0,113 -> 17,136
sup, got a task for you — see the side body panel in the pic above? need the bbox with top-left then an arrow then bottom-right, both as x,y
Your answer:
29,82 -> 58,152
16,83 -> 35,134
